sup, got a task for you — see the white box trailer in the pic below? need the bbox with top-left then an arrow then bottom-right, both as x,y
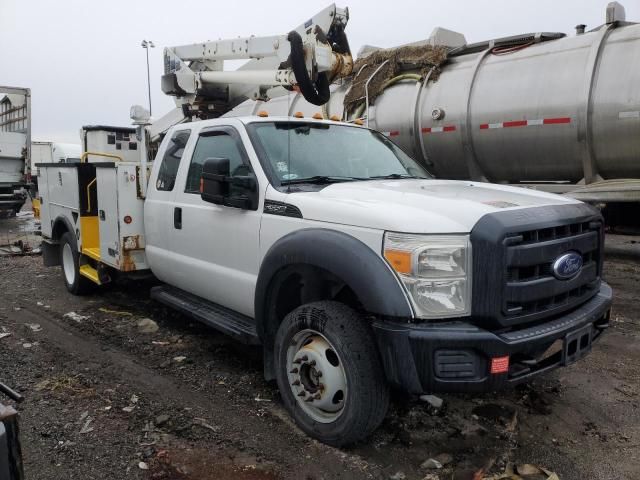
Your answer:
0,87 -> 30,215
31,142 -> 82,176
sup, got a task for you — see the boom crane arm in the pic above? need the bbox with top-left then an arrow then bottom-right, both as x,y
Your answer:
160,4 -> 352,119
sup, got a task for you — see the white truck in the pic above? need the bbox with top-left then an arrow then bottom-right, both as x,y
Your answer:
36,6 -> 612,446
31,141 -> 82,171
0,87 -> 30,216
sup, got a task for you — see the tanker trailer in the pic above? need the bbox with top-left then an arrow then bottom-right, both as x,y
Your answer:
227,2 -> 639,226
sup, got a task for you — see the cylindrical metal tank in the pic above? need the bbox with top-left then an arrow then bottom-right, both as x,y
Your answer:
229,21 -> 640,186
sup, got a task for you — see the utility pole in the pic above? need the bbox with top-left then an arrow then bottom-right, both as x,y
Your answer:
141,40 -> 155,116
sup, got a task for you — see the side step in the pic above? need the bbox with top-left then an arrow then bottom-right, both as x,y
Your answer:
150,285 -> 261,345
79,264 -> 102,285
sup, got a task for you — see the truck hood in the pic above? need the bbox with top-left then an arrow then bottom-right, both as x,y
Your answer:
278,179 -> 580,233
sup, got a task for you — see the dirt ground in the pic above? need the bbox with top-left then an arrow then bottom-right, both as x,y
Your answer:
0,213 -> 638,480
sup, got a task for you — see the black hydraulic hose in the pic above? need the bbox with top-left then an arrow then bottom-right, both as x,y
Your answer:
287,31 -> 331,106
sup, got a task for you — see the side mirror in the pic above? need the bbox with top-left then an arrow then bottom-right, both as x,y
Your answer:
200,157 -> 258,210
200,157 -> 229,205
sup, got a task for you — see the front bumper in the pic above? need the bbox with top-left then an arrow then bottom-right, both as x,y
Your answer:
372,282 -> 612,394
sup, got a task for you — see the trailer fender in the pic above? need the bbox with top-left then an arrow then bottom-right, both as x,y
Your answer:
43,216 -> 76,266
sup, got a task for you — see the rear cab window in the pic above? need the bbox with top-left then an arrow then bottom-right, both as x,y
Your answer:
156,129 -> 191,191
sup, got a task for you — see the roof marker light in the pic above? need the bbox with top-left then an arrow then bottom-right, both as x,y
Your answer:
312,113 -> 323,120
294,112 -> 304,118
257,110 -> 269,117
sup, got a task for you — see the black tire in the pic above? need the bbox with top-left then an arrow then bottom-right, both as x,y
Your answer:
274,301 -> 389,446
59,231 -> 94,295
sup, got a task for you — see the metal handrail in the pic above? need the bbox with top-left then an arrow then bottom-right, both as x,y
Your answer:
364,59 -> 390,127
86,178 -> 97,213
81,151 -> 123,163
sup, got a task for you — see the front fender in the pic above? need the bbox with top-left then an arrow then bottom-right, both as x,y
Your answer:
255,228 -> 413,338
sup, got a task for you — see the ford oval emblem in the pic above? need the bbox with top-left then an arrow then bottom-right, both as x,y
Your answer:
552,252 -> 583,280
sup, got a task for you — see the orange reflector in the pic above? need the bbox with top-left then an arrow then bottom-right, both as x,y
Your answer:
490,356 -> 510,374
123,215 -> 133,225
294,111 -> 304,118
200,178 -> 204,193
257,110 -> 269,117
330,115 -> 341,121
354,118 -> 364,126
384,250 -> 412,275
312,112 -> 323,120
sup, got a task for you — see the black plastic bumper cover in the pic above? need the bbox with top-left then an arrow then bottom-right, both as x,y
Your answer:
372,282 -> 612,394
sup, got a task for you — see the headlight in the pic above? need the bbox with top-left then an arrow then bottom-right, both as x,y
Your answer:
384,233 -> 472,319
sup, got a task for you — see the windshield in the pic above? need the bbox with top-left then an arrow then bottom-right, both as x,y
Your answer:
247,122 -> 430,185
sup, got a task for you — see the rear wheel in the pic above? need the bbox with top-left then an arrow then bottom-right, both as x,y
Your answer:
59,232 -> 94,295
274,301 -> 389,446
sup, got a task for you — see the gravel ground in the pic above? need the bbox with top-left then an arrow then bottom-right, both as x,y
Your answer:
0,216 -> 638,479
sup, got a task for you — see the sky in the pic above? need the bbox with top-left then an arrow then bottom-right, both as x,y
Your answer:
1,0 -> 637,143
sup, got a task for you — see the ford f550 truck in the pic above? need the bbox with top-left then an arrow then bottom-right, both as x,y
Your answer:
36,6 -> 611,445
37,116 -> 612,445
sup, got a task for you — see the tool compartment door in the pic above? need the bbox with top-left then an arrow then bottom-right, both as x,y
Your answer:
115,163 -> 148,271
38,165 -> 80,239
96,165 -> 120,267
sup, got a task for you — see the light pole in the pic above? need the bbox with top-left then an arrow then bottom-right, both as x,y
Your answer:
141,40 -> 155,116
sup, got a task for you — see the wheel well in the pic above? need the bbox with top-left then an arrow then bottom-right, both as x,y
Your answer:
52,217 -> 72,242
261,264 -> 363,381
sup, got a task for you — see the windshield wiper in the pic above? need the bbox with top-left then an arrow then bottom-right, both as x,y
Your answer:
366,173 -> 421,180
281,175 -> 358,185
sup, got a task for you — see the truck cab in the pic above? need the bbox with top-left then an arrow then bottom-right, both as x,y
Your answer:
39,115 -> 612,446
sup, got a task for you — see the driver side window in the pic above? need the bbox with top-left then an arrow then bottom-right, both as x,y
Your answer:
185,131 -> 247,194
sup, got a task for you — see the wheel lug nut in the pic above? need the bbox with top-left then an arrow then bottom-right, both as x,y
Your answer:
293,358 -> 302,364
301,355 -> 308,362
309,360 -> 316,366
313,393 -> 321,400
297,391 -> 306,397
304,397 -> 314,402
316,371 -> 323,377
291,380 -> 300,386
289,368 -> 299,374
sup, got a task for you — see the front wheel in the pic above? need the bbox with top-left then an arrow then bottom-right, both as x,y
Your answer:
274,301 -> 389,447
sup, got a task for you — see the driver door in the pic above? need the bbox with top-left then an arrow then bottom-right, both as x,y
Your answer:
166,126 -> 261,317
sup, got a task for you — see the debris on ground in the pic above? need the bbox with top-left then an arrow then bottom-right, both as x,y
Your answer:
193,417 -> 220,433
138,461 -> 149,470
98,307 -> 133,316
388,471 -> 406,480
481,463 -> 559,479
173,356 -> 187,363
63,311 -> 89,323
79,416 -> 95,434
25,323 -> 42,332
137,318 -> 159,333
472,404 -> 516,425
0,332 -> 11,340
420,394 -> 444,412
155,414 -> 170,426
421,458 -> 443,470
421,453 -> 453,470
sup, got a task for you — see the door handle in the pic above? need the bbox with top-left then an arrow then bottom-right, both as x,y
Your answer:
174,207 -> 182,229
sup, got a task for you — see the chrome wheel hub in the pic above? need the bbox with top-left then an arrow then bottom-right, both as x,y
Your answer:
286,329 -> 347,423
